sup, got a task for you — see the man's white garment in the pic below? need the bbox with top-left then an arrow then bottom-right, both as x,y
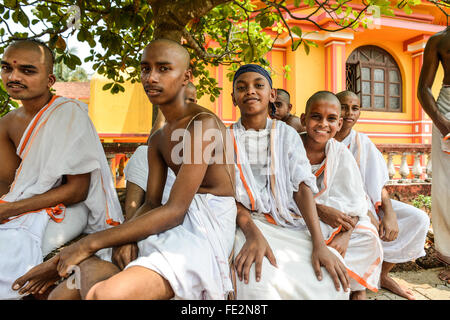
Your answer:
0,96 -> 123,300
311,138 -> 383,292
123,145 -> 174,204
124,147 -> 236,300
230,118 -> 349,300
432,86 -> 450,261
342,129 -> 429,263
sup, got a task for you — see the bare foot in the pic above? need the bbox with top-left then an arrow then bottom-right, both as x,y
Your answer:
350,290 -> 366,300
380,274 -> 415,300
12,255 -> 61,296
438,269 -> 450,284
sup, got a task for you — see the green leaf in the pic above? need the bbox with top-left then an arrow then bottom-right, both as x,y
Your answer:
291,26 -> 303,38
303,41 -> 310,55
291,39 -> 302,51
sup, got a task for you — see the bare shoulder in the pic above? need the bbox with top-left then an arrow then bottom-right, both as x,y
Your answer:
0,108 -> 20,133
187,105 -> 225,130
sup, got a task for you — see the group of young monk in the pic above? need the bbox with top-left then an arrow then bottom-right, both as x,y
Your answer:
0,31 -> 447,300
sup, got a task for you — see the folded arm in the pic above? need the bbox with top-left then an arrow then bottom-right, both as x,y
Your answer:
0,173 -> 91,222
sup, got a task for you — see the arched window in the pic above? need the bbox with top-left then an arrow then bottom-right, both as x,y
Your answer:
346,45 -> 402,112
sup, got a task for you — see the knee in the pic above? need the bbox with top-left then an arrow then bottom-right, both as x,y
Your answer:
414,208 -> 430,231
86,280 -> 123,300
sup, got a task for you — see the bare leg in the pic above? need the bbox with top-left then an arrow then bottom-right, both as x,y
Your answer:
86,266 -> 175,300
48,256 -> 121,300
350,290 -> 366,300
436,251 -> 450,284
12,256 -> 61,296
380,261 -> 415,300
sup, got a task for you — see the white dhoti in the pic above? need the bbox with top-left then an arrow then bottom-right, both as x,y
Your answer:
379,199 -> 430,263
432,86 -> 450,260
342,130 -> 429,264
0,96 -> 123,299
312,138 -> 383,292
126,193 -> 236,300
234,214 -> 349,300
123,145 -> 175,204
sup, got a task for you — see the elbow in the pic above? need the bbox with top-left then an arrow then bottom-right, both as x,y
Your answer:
162,201 -> 188,228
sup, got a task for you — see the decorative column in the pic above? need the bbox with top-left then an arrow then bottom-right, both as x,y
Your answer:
324,40 -> 347,93
404,35 -> 432,145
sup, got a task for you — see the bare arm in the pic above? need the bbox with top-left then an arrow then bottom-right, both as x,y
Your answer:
378,186 -> 399,242
56,115 -> 223,276
418,34 -> 450,136
123,182 -> 146,221
0,173 -> 91,221
0,118 -> 20,197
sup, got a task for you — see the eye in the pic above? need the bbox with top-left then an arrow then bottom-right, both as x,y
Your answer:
256,83 -> 264,88
160,66 -> 169,72
275,102 -> 282,108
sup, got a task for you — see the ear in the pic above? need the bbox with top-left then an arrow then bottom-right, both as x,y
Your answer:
337,117 -> 343,131
288,103 -> 293,112
183,68 -> 193,85
300,113 -> 306,127
269,88 -> 277,103
48,73 -> 56,88
231,92 -> 237,107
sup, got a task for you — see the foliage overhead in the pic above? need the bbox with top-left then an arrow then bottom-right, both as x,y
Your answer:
0,0 -> 427,113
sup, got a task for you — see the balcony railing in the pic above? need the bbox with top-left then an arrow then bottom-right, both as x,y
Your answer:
103,142 -> 433,189
375,144 -> 432,184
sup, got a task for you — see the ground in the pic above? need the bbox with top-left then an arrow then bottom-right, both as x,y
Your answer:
367,267 -> 450,300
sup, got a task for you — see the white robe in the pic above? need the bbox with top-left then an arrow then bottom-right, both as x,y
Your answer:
123,145 -> 175,204
230,118 -> 349,300
342,130 -> 429,263
311,138 -> 383,292
0,96 -> 123,300
432,86 -> 450,260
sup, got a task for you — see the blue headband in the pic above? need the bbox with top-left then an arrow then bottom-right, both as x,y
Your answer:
233,64 -> 272,88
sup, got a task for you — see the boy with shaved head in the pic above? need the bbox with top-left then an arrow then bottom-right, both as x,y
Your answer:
299,91 -> 383,299
230,65 -> 350,300
0,39 -> 123,299
15,39 -> 236,300
335,90 -> 430,300
123,82 -> 197,221
270,88 -> 305,133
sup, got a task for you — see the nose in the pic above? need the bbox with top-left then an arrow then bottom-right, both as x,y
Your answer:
6,68 -> 21,82
142,69 -> 158,84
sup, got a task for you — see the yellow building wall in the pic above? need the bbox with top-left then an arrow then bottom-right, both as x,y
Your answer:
89,73 -> 152,142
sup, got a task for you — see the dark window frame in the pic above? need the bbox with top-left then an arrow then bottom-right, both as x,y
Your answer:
346,45 -> 403,113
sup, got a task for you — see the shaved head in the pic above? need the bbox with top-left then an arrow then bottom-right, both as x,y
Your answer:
305,90 -> 341,115
336,90 -> 359,103
276,88 -> 290,102
5,39 -> 54,73
143,38 -> 190,70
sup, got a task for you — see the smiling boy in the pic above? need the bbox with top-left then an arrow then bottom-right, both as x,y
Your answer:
334,90 -> 430,300
299,91 -> 383,300
230,65 -> 350,300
